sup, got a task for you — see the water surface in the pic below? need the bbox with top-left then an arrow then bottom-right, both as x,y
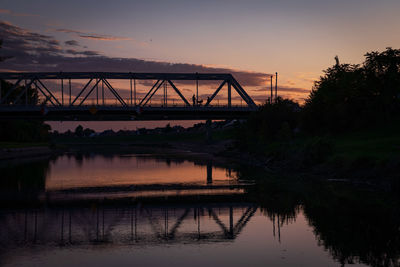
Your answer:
0,153 -> 398,267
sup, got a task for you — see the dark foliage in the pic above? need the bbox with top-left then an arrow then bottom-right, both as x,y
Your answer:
0,80 -> 50,142
237,97 -> 300,148
303,47 -> 400,133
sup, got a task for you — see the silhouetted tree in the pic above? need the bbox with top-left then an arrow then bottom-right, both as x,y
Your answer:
237,97 -> 301,148
74,125 -> 84,137
303,47 -> 400,133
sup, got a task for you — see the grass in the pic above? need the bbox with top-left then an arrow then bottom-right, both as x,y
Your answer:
244,122 -> 400,167
331,124 -> 400,161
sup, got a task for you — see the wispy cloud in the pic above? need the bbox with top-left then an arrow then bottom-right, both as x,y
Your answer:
0,8 -> 40,17
55,28 -> 132,41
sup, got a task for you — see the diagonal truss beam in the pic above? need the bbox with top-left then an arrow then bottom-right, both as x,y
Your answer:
205,80 -> 227,106
78,78 -> 102,106
139,80 -> 160,106
167,80 -> 190,106
34,81 -> 57,106
102,79 -> 127,106
230,77 -> 256,107
168,208 -> 191,238
13,79 -> 35,104
208,208 -> 230,235
141,80 -> 164,106
36,79 -> 61,106
71,78 -> 93,105
232,206 -> 257,236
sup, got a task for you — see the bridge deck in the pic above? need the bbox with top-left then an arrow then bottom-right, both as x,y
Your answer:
0,105 -> 258,121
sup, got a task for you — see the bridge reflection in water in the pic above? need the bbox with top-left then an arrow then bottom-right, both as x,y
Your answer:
0,203 -> 257,246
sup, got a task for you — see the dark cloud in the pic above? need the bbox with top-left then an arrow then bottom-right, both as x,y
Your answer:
0,21 -> 268,87
64,40 -> 80,46
55,28 -> 81,34
0,20 -> 62,65
56,28 -> 131,41
66,49 -> 100,56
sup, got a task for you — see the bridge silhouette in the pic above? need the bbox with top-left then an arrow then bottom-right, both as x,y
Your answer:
0,72 -> 259,120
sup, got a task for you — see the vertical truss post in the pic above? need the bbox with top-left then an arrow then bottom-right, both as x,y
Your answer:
61,77 -> 64,105
228,80 -> 231,108
68,78 -> 71,105
229,206 -> 233,237
102,79 -> 104,105
164,81 -> 168,107
25,79 -> 28,105
96,78 -> 99,105
130,76 -> 133,106
134,78 -> 136,106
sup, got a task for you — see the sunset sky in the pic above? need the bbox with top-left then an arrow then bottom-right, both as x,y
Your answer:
1,0 -> 399,131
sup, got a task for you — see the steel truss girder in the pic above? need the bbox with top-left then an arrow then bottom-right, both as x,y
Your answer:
0,72 -> 257,108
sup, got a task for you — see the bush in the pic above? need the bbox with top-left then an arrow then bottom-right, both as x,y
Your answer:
302,137 -> 334,165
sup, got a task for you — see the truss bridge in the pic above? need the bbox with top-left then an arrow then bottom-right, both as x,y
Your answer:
0,72 -> 259,121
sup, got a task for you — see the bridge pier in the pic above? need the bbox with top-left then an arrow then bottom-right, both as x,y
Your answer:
207,162 -> 212,184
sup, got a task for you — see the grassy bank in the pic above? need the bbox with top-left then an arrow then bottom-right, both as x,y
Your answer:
236,122 -> 400,187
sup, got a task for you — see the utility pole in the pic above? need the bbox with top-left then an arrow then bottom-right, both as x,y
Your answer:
270,75 -> 273,104
275,72 -> 278,103
130,76 -> 133,106
196,72 -> 199,106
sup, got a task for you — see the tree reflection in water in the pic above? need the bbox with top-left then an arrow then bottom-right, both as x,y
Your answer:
238,165 -> 400,267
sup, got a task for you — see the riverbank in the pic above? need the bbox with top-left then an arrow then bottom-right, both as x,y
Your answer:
0,145 -> 52,160
227,123 -> 400,191
3,124 -> 400,191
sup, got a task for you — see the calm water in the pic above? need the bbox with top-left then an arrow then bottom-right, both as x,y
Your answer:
0,152 -> 399,267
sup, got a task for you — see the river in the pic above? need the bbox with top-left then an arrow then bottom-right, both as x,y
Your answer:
0,152 -> 398,267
